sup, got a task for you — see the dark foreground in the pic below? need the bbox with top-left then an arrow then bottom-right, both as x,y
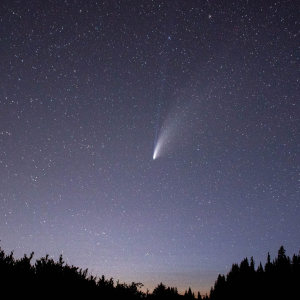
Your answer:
0,245 -> 299,299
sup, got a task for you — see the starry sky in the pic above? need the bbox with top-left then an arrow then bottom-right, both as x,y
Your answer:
0,0 -> 299,295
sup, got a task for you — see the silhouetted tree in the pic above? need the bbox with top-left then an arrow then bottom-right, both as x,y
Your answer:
152,282 -> 180,299
184,287 -> 195,299
153,282 -> 167,298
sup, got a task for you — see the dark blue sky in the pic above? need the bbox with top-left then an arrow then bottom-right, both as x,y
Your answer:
0,0 -> 299,295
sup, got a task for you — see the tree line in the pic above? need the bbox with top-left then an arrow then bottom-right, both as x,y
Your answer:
0,245 -> 299,299
210,246 -> 300,300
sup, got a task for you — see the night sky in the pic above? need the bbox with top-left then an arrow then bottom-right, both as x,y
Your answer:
1,0 -> 299,295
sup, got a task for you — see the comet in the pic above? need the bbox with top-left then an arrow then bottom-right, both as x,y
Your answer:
152,117 -> 177,160
153,139 -> 162,160
152,100 -> 192,160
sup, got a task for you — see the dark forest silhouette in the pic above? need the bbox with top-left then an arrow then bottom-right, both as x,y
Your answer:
209,246 -> 300,300
0,245 -> 299,299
